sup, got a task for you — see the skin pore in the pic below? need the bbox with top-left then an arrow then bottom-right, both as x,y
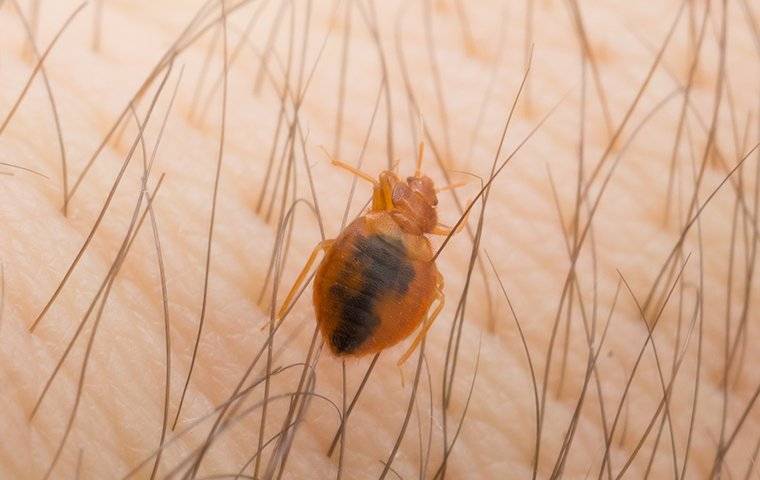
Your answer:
1,0 -> 759,478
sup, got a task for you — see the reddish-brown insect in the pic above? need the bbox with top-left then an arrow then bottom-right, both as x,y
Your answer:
276,138 -> 466,364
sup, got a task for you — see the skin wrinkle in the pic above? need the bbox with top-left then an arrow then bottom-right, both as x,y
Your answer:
0,0 -> 759,479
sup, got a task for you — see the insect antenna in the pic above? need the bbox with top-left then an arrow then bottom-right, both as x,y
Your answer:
415,115 -> 425,177
390,158 -> 402,174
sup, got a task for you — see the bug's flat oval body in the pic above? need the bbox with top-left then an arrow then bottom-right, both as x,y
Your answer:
313,211 -> 439,357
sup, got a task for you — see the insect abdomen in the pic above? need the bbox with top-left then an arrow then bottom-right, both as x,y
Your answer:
313,213 -> 437,357
329,233 -> 415,353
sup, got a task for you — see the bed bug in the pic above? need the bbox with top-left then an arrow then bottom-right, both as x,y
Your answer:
275,137 -> 467,365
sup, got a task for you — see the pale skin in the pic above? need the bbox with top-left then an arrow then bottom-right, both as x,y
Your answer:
1,0 -> 759,479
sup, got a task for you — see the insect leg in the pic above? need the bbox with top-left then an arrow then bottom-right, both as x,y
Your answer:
430,221 -> 464,236
372,173 -> 396,211
262,239 -> 334,331
431,224 -> 455,236
397,273 -> 445,366
430,198 -> 473,236
381,176 -> 394,211
319,146 -> 377,185
330,158 -> 377,185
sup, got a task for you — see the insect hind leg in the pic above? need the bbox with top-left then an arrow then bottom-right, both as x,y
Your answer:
260,239 -> 334,332
397,273 -> 445,366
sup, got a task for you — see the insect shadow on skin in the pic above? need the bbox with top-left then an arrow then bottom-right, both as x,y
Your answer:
271,129 -> 472,366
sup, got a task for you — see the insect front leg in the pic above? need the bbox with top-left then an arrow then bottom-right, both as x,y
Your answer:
319,146 -> 377,186
260,239 -> 334,331
397,272 -> 445,366
430,199 -> 473,236
430,221 -> 466,236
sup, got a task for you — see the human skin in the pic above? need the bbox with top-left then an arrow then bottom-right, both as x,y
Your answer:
1,0 -> 759,478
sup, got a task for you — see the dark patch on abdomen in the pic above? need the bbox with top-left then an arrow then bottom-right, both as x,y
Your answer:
330,234 -> 415,354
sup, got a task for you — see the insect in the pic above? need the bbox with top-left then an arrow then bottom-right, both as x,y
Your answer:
275,138 -> 467,365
